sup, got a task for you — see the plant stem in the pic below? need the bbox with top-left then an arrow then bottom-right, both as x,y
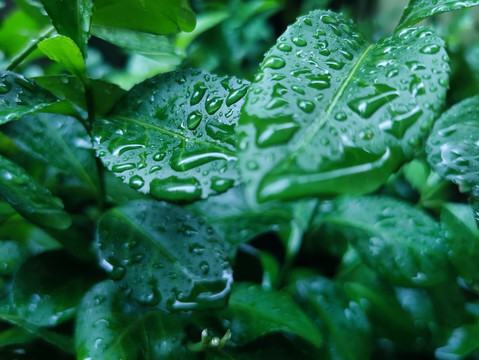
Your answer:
6,26 -> 55,71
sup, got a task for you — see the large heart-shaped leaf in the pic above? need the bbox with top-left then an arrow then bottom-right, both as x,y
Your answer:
0,71 -> 59,124
321,196 -> 451,286
40,0 -> 93,55
397,0 -> 479,30
0,155 -> 71,230
96,200 -> 233,312
426,96 -> 479,196
237,10 -> 449,203
93,69 -> 250,203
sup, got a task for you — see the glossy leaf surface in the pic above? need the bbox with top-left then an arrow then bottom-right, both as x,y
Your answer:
435,324 -> 479,360
96,200 -> 233,311
92,0 -> 196,34
94,69 -> 249,203
237,10 -> 449,203
40,0 -> 93,55
219,283 -> 322,347
322,196 -> 450,286
76,281 -> 190,360
398,0 -> 479,29
426,95 -> 479,196
0,71 -> 59,124
0,155 -> 71,230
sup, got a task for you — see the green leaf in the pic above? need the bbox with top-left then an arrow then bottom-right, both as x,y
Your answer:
237,10 -> 449,203
441,203 -> 479,284
0,240 -> 26,275
0,327 -> 36,348
4,113 -> 100,196
93,69 -> 250,203
426,95 -> 479,196
435,324 -> 479,360
40,0 -> 93,55
397,0 -> 479,30
34,75 -> 126,116
219,283 -> 322,347
0,9 -> 43,57
11,251 -> 95,327
291,276 -> 371,360
322,196 -> 451,286
38,35 -> 86,81
0,71 -> 59,124
92,0 -> 196,34
96,199 -> 233,311
76,281 -> 191,360
0,155 -> 71,230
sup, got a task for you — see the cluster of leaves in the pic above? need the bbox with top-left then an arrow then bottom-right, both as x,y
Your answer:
2,0 -> 479,359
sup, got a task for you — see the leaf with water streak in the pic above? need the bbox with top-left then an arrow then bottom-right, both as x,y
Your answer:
93,69 -> 250,203
237,10 -> 449,203
96,200 -> 233,312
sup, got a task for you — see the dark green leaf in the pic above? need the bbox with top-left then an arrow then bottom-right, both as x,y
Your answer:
0,240 -> 26,275
40,0 -> 93,55
435,324 -> 479,359
0,327 -> 36,348
93,69 -> 250,203
0,155 -> 71,230
0,71 -> 59,124
76,280 -> 192,360
92,0 -> 196,34
398,0 -> 479,29
219,283 -> 322,347
96,199 -> 233,311
291,276 -> 371,360
426,95 -> 479,196
237,10 -> 449,203
322,196 -> 451,286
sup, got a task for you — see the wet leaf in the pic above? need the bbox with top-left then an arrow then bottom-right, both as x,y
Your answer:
96,199 -> 233,312
0,155 -> 71,230
435,324 -> 479,360
237,10 -> 449,203
426,95 -> 479,196
218,283 -> 322,347
398,0 -> 479,29
40,0 -> 93,55
321,196 -> 451,286
93,69 -> 249,203
0,71 -> 59,124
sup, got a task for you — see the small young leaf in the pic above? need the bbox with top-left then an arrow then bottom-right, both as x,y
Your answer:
0,155 -> 71,230
37,35 -> 86,81
435,324 -> 479,360
96,200 -> 233,312
94,69 -> 250,203
40,0 -> 93,55
218,283 -> 322,347
237,10 -> 449,203
398,0 -> 479,30
322,196 -> 451,286
0,71 -> 59,124
426,95 -> 479,196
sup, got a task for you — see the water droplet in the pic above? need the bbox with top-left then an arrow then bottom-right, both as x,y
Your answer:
306,73 -> 331,90
297,99 -> 315,113
335,112 -> 347,121
190,82 -> 207,105
0,82 -> 11,94
200,261 -> 210,274
187,111 -> 202,130
246,161 -> 259,170
291,37 -> 307,47
112,163 -> 136,173
205,95 -> 222,115
303,17 -> 312,26
150,176 -> 202,202
189,243 -> 205,255
339,49 -> 354,60
348,84 -> 399,118
325,59 -> 345,70
320,14 -> 337,24
420,44 -> 440,54
226,85 -> 248,106
110,266 -> 125,280
263,56 -> 286,69
387,69 -> 399,78
277,43 -> 292,52
255,119 -> 300,148
129,175 -> 145,189
137,291 -> 160,306
409,75 -> 425,97
170,149 -> 236,171
211,177 -> 235,193
379,106 -> 423,139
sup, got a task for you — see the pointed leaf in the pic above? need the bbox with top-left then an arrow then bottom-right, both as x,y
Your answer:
0,71 -> 59,124
219,283 -> 322,347
40,0 -> 93,55
426,95 -> 479,196
322,196 -> 451,286
96,200 -> 233,312
0,155 -> 71,230
398,0 -> 479,30
93,69 -> 250,203
237,10 -> 449,203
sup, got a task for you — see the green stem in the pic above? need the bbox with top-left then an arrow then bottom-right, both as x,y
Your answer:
6,26 -> 56,71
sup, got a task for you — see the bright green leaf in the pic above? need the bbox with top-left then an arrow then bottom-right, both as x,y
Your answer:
0,71 -> 59,124
397,0 -> 479,29
0,327 -> 36,348
38,35 -> 86,81
0,155 -> 71,230
219,283 -> 322,347
93,69 -> 250,203
96,200 -> 233,311
40,0 -> 93,55
237,10 -> 449,204
322,196 -> 451,286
